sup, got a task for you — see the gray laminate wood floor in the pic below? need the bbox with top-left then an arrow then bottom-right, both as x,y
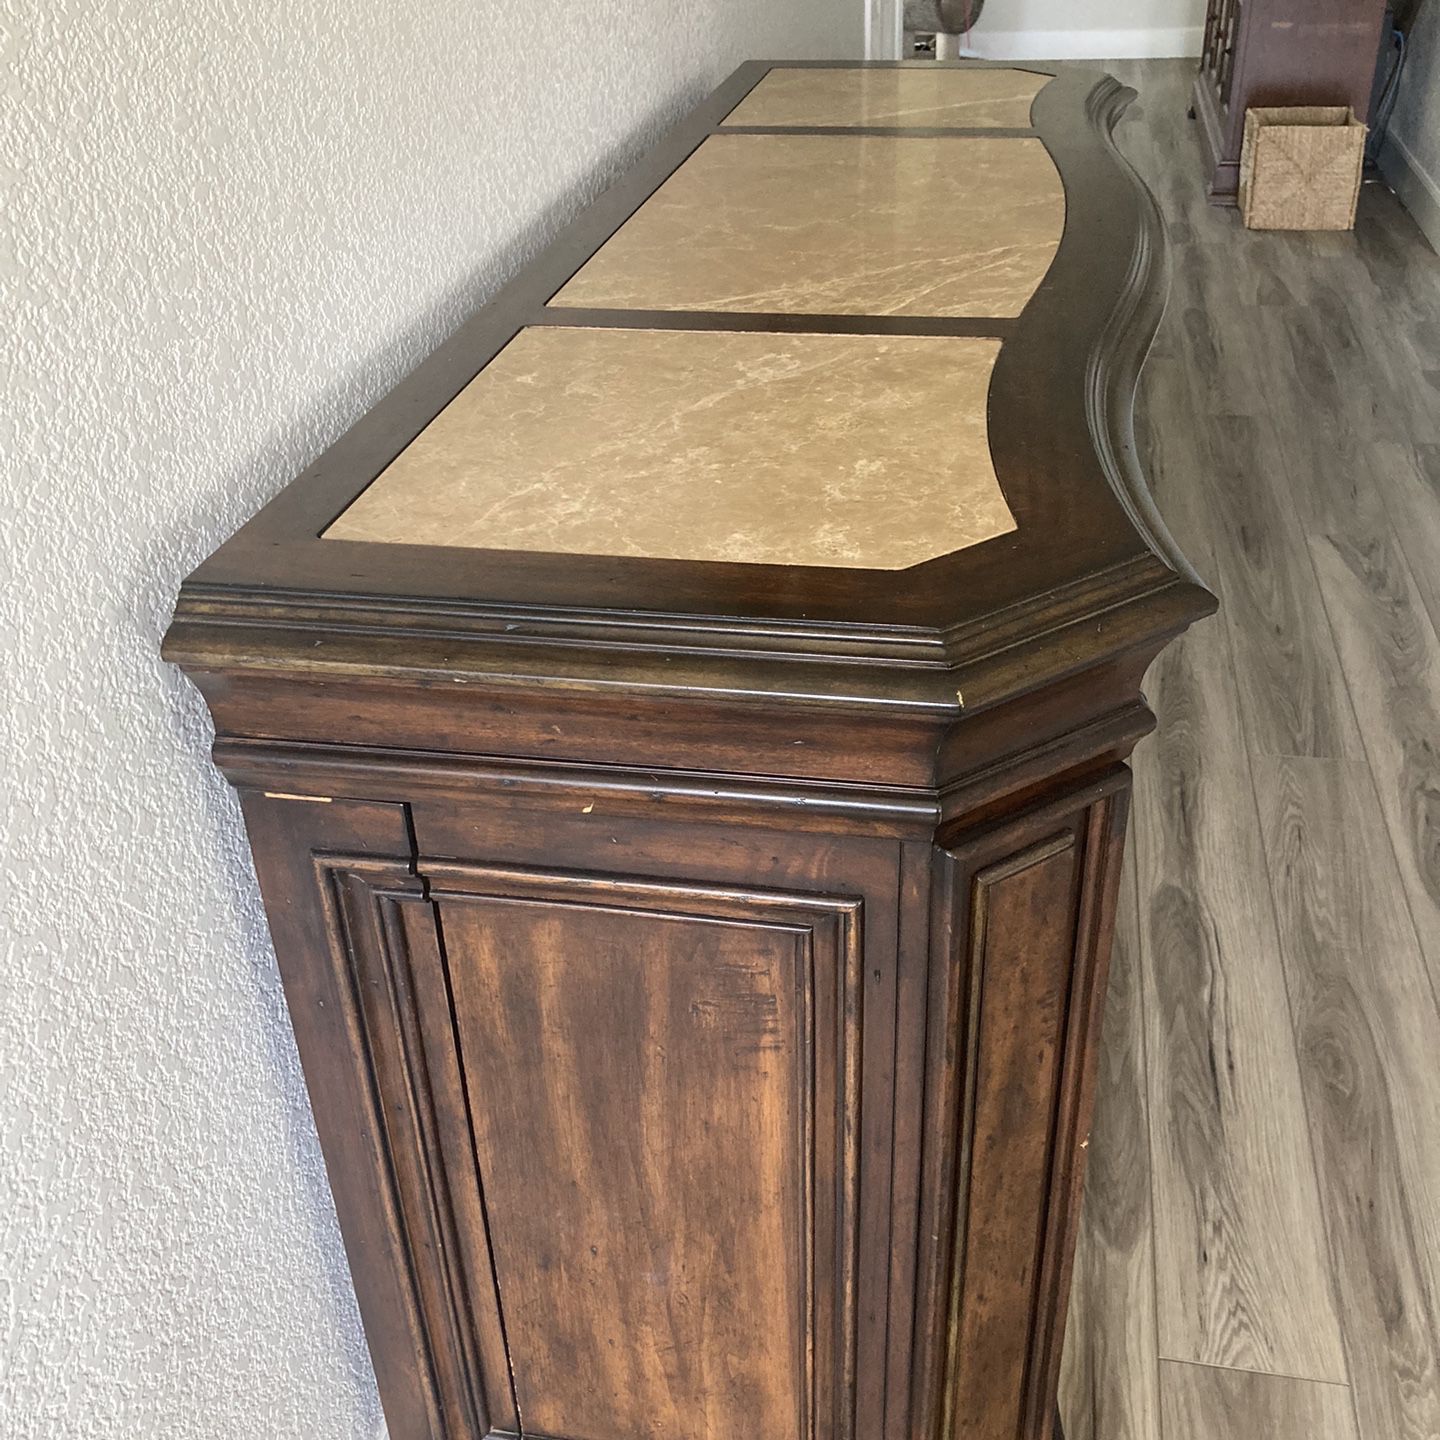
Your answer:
1058,59 -> 1440,1440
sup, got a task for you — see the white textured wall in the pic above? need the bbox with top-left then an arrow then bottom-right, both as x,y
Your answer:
967,0 -> 1205,59
0,1 -> 860,1435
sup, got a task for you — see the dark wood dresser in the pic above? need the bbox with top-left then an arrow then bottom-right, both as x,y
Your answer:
1193,0 -> 1388,202
165,62 -> 1214,1440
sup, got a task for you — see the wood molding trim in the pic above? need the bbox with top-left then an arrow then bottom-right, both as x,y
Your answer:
310,851 -> 519,1440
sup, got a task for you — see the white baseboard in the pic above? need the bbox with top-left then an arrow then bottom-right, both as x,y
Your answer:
965,27 -> 1203,59
1379,129 -> 1440,256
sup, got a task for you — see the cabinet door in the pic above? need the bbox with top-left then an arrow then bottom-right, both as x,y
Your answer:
424,862 -> 864,1440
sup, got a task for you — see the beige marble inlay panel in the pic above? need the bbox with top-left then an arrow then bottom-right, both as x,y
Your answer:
721,65 -> 1048,130
324,326 -> 1014,569
549,135 -> 1064,317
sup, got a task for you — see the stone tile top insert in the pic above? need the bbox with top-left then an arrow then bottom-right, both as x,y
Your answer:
549,135 -> 1064,318
720,65 -> 1049,130
323,326 -> 1015,569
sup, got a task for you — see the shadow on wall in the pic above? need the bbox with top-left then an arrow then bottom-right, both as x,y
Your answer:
1379,0 -> 1440,253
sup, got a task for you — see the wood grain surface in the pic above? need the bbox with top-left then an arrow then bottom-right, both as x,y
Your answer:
1133,606 -> 1346,1382
1257,758 -> 1440,1440
947,834 -> 1079,1440
436,880 -> 860,1440
1159,1362 -> 1358,1440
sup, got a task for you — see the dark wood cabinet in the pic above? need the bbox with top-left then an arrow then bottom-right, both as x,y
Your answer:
1193,0 -> 1388,201
166,62 -> 1213,1440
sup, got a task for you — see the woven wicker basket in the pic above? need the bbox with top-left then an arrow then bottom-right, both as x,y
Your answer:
1238,106 -> 1367,231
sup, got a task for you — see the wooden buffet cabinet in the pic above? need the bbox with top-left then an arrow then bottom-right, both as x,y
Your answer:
165,63 -> 1213,1440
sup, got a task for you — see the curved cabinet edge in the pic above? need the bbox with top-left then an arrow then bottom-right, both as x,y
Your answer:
163,62 -> 1217,724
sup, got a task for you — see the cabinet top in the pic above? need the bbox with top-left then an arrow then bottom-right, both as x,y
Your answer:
166,62 -> 1213,720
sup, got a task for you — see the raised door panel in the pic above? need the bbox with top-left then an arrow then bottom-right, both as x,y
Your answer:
318,860 -> 520,1440
428,864 -> 863,1440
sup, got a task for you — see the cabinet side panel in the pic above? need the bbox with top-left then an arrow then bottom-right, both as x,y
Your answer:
910,771 -> 1131,1440
948,837 -> 1079,1440
238,793 -> 519,1440
1022,790 -> 1128,1439
240,795 -> 445,1440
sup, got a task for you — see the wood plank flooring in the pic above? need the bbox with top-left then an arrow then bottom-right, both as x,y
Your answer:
1059,59 -> 1440,1440
1158,1363 -> 1357,1440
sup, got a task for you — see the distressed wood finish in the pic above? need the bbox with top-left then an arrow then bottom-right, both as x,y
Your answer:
165,61 -> 1211,1440
913,778 -> 1129,1440
431,865 -> 863,1440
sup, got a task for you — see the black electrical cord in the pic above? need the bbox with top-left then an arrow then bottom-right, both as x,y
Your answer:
1367,26 -> 1408,167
